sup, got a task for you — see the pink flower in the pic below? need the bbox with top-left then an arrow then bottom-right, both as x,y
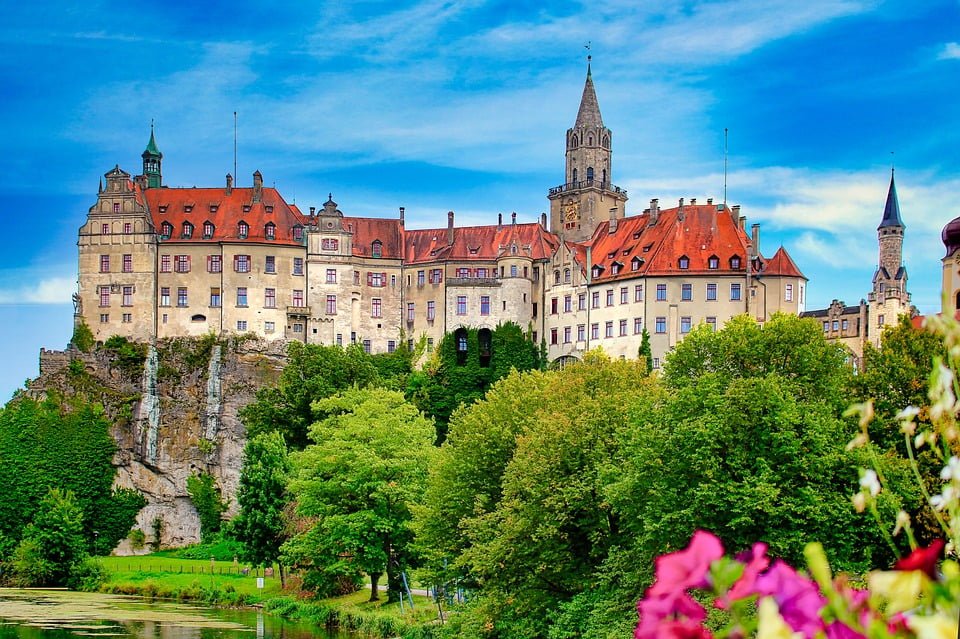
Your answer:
894,539 -> 944,579
636,591 -> 707,639
754,561 -> 826,639
648,531 -> 725,597
824,622 -> 866,639
718,542 -> 770,609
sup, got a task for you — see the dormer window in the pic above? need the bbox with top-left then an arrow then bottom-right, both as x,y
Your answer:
265,205 -> 274,214
209,204 -> 219,213
203,221 -> 215,239
511,244 -> 517,255
643,243 -> 653,252
158,205 -> 169,214
708,255 -> 719,269
292,225 -> 303,241
730,255 -> 742,269
631,257 -> 642,271
371,240 -> 382,258
181,222 -> 194,239
611,262 -> 622,275
469,246 -> 479,255
184,204 -> 193,213
592,265 -> 603,278
160,222 -> 173,239
265,222 -> 276,240
678,255 -> 690,269
242,205 -> 251,213
238,221 -> 249,239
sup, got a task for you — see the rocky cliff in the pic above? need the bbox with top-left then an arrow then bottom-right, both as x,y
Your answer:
28,336 -> 288,553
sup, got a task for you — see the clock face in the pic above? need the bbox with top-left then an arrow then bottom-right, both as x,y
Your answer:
564,200 -> 579,221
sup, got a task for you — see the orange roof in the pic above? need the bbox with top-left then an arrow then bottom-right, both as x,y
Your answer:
585,204 -> 749,283
343,217 -> 404,260
144,186 -> 307,246
760,246 -> 807,279
402,221 -> 558,265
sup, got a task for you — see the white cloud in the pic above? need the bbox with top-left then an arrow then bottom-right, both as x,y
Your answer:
939,42 -> 960,60
0,276 -> 75,305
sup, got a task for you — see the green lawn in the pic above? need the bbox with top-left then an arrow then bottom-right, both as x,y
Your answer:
99,555 -> 284,599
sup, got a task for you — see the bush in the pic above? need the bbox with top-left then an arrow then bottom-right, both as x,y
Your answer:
186,472 -> 227,540
67,557 -> 109,591
129,528 -> 146,550
71,322 -> 95,353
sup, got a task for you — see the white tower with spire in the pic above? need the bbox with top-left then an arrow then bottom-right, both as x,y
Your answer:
548,59 -> 628,243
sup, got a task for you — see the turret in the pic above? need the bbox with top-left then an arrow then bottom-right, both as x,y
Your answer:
141,124 -> 162,189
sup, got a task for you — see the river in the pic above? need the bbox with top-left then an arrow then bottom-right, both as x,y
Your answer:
0,590 -> 355,639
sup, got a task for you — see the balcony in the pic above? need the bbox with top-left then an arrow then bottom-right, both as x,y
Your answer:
548,179 -> 627,198
448,277 -> 502,287
286,306 -> 310,316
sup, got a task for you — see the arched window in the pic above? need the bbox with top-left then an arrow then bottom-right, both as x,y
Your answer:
238,221 -> 249,238
372,240 -> 382,258
602,169 -> 607,185
203,221 -> 215,239
564,268 -> 571,283
181,222 -> 193,239
264,222 -> 276,240
478,328 -> 492,368
572,168 -> 578,183
554,270 -> 561,284
588,135 -> 593,145
602,135 -> 609,149
586,167 -> 594,182
571,134 -> 578,148
678,255 -> 690,269
454,328 -> 468,365
160,222 -> 173,239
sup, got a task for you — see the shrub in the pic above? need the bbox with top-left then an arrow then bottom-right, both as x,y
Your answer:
67,557 -> 109,591
71,322 -> 95,353
129,528 -> 146,550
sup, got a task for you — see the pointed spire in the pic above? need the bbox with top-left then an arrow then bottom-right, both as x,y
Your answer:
879,168 -> 904,229
144,120 -> 162,157
575,60 -> 603,129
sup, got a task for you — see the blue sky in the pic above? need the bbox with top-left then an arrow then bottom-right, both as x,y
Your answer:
1,0 -> 958,400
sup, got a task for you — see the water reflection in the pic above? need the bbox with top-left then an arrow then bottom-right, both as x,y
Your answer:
0,591 -> 351,639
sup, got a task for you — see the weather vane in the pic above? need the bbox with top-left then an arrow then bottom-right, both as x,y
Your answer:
585,41 -> 591,63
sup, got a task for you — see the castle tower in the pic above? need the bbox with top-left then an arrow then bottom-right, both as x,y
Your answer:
869,169 -> 910,343
548,60 -> 627,243
141,124 -> 163,189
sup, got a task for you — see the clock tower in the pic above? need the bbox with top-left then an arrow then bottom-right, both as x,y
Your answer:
548,60 -> 628,242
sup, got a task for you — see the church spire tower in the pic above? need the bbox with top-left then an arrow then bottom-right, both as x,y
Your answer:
141,123 -> 163,189
548,57 -> 627,242
869,168 -> 910,342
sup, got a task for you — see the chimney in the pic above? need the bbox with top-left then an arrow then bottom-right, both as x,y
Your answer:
540,212 -> 547,228
225,173 -> 233,195
447,211 -> 455,245
649,198 -> 659,226
707,198 -> 713,205
252,170 -> 263,202
732,204 -> 741,216
751,223 -> 760,258
738,215 -> 746,232
399,206 -> 405,226
690,198 -> 697,205
678,197 -> 684,207
498,213 -> 503,230
678,198 -> 685,222
511,212 -> 517,225
309,206 -> 316,216
608,207 -> 618,233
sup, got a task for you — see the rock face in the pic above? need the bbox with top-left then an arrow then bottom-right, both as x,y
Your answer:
29,337 -> 288,553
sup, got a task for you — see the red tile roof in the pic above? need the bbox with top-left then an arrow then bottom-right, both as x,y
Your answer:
143,187 -> 307,246
402,221 -> 558,264
343,217 -> 404,260
760,246 -> 807,279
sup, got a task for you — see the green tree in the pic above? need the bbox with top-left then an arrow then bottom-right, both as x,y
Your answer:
285,388 -> 435,602
70,321 -> 95,353
240,341 -> 381,449
233,431 -> 291,585
186,472 -> 227,539
638,327 -> 653,373
11,488 -> 88,586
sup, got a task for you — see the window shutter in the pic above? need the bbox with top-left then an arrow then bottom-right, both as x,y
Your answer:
381,272 -> 387,286
367,272 -> 372,286
234,255 -> 239,271
186,256 -> 192,271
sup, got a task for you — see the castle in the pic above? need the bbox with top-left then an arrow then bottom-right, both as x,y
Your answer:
77,64 -> 815,369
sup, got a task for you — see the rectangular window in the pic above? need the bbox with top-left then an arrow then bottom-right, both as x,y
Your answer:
326,268 -> 337,283
406,302 -> 415,321
122,254 -> 132,273
591,323 -> 599,340
680,316 -> 692,333
477,267 -> 488,278
619,319 -> 628,336
427,300 -> 436,321
730,283 -> 742,301
481,296 -> 490,316
634,317 -> 642,334
563,326 -> 571,343
293,258 -> 304,275
417,270 -> 425,286
336,334 -> 342,346
100,313 -> 109,323
681,283 -> 692,301
237,320 -> 247,331
160,255 -> 171,273
322,238 -> 339,251
372,298 -> 382,318
101,223 -> 109,235
162,313 -> 167,324
635,285 -> 643,302
706,317 -> 717,331
878,314 -> 885,326
293,290 -> 304,307
605,321 -> 614,338
265,288 -> 276,308
833,320 -> 840,331
122,313 -> 132,323
237,287 -> 247,306
427,337 -> 434,351
326,295 -> 337,315
823,321 -> 829,332
354,270 -> 360,285
208,255 -> 222,273
99,286 -> 110,307
620,287 -> 628,304
785,283 -> 794,302
430,269 -> 443,284
177,287 -> 188,307
122,286 -> 133,306
564,295 -> 572,313
457,295 -> 467,315
550,328 -> 558,345
706,283 -> 717,301
368,272 -> 385,287
578,294 -> 586,311
363,340 -> 371,354
388,340 -> 396,353
456,267 -> 470,278
655,316 -> 666,333
123,222 -> 131,234
842,319 -> 849,331
653,357 -> 661,370
265,321 -> 275,333
533,302 -> 538,318
99,255 -> 110,273
656,284 -> 667,301
592,291 -> 600,309
235,255 -> 250,273
160,287 -> 170,306
265,256 -> 276,274
577,324 -> 585,342
175,255 -> 191,273
510,264 -> 518,277
210,288 -> 221,307
551,297 -> 558,314
606,289 -> 614,306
